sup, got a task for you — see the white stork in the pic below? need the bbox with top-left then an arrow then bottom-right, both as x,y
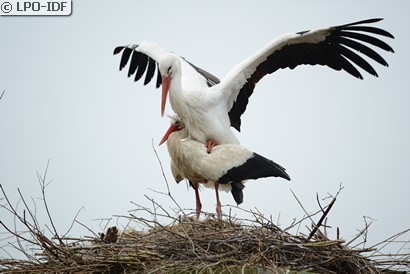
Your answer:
159,115 -> 290,218
114,18 -> 394,152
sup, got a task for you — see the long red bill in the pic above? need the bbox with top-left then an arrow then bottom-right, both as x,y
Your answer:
159,123 -> 178,146
161,75 -> 171,117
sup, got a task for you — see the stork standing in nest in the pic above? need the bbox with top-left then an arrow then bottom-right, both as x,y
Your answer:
159,115 -> 290,218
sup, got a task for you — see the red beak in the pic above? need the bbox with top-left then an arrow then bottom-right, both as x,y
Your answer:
159,123 -> 178,146
161,75 -> 171,117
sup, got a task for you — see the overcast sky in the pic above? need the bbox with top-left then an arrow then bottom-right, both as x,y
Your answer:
1,1 -> 409,259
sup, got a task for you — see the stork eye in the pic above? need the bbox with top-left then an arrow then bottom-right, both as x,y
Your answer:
167,66 -> 172,74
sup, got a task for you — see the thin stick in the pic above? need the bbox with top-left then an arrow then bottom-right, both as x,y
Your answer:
307,197 -> 336,241
62,206 -> 85,238
346,217 -> 373,247
290,189 -> 316,226
151,139 -> 183,213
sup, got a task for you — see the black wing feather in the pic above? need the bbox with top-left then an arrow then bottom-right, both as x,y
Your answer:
338,31 -> 394,52
134,53 -> 148,82
334,37 -> 389,66
337,44 -> 378,77
114,20 -> 393,132
228,18 -> 394,131
144,58 -> 157,86
338,18 -> 383,27
113,46 -> 125,55
344,26 -> 394,38
218,153 -> 290,184
155,66 -> 162,88
119,47 -> 132,71
115,45 -> 220,90
128,51 -> 140,77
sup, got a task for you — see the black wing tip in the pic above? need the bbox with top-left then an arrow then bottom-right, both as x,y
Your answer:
356,74 -> 364,80
364,18 -> 384,24
338,18 -> 394,78
277,164 -> 291,181
113,46 -> 125,55
231,121 -> 241,132
345,18 -> 384,27
114,44 -> 140,55
254,154 -> 291,181
343,18 -> 395,39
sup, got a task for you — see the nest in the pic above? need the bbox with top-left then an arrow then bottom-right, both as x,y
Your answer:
0,164 -> 409,273
1,200 -> 409,273
73,216 -> 407,274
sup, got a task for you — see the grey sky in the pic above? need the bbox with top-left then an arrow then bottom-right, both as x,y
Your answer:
1,1 -> 409,258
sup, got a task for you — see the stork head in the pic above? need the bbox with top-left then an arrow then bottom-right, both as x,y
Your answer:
159,54 -> 180,117
159,114 -> 185,146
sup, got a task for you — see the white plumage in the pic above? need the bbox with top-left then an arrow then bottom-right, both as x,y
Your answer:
160,115 -> 290,218
115,18 -> 394,152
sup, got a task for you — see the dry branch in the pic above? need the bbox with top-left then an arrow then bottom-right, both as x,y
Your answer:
1,185 -> 409,274
0,163 -> 409,273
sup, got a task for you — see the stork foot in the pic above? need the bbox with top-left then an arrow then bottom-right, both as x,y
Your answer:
206,140 -> 217,154
216,200 -> 222,220
215,183 -> 222,219
196,205 -> 202,220
194,186 -> 202,219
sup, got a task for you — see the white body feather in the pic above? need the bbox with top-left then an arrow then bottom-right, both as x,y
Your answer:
144,29 -> 333,145
133,20 -> 391,146
166,126 -> 252,192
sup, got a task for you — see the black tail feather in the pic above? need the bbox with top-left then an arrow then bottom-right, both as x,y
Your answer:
230,181 -> 245,205
218,153 -> 290,184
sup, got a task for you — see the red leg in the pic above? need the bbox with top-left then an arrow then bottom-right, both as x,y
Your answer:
215,183 -> 222,219
206,140 -> 217,154
193,182 -> 202,219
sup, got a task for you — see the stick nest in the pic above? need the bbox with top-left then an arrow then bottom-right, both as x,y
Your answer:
1,203 -> 409,274
0,164 -> 409,273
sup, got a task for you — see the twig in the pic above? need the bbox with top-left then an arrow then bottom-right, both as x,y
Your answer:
290,189 -> 316,227
0,220 -> 37,246
37,160 -> 64,246
74,220 -> 100,239
151,139 -> 171,194
346,216 -> 373,248
62,206 -> 85,238
151,139 -> 183,213
369,227 -> 410,256
316,193 -> 325,213
307,197 -> 336,241
1,179 -> 409,273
